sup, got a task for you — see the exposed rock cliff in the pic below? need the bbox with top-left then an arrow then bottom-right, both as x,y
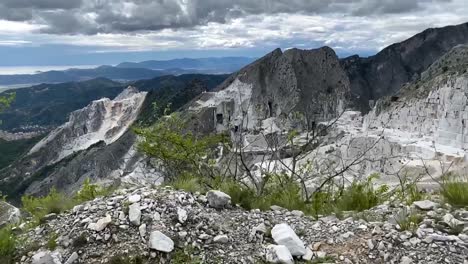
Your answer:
189,47 -> 350,133
0,88 -> 149,200
342,22 -> 468,110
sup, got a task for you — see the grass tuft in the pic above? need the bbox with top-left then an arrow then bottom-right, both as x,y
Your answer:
440,173 -> 468,207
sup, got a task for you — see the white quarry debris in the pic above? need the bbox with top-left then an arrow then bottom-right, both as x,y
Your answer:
265,244 -> 294,264
413,200 -> 438,211
129,203 -> 141,226
206,190 -> 231,208
148,231 -> 174,253
271,223 -> 306,256
90,214 -> 112,232
15,186 -> 468,263
29,87 -> 147,164
31,250 -> 62,264
177,207 -> 188,224
128,194 -> 141,204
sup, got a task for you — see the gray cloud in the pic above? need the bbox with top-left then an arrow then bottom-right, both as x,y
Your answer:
0,0 -> 454,35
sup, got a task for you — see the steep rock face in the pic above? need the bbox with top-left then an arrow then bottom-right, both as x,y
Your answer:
342,22 -> 468,110
29,86 -> 147,164
189,47 -> 350,133
328,45 -> 468,186
0,88 -> 149,200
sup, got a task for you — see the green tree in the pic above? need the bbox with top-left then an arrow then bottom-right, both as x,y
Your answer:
0,93 -> 15,124
135,113 -> 226,183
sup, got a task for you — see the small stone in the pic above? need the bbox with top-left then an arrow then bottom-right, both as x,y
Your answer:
139,224 -> 147,238
400,256 -> 413,264
367,239 -> 375,250
177,207 -> 188,224
153,212 -> 161,221
129,203 -> 141,226
64,252 -> 79,264
128,194 -> 141,203
291,210 -> 304,217
413,200 -> 438,210
213,235 -> 229,243
148,231 -> 174,253
206,190 -> 231,209
93,215 -> 112,232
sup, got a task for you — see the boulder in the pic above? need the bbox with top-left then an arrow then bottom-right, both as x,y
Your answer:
271,223 -> 306,256
31,251 -> 62,264
148,231 -> 174,253
413,200 -> 438,210
129,203 -> 141,226
265,245 -> 294,264
206,190 -> 231,209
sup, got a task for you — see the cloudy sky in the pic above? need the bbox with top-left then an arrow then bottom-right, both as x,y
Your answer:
0,0 -> 467,66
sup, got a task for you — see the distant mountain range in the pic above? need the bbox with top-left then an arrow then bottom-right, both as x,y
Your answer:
116,57 -> 255,73
0,57 -> 254,86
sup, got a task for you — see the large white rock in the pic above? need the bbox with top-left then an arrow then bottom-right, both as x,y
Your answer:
148,231 -> 174,253
0,201 -> 21,228
31,251 -> 62,264
271,223 -> 306,256
93,215 -> 112,232
265,245 -> 294,264
206,190 -> 231,209
413,200 -> 438,211
129,203 -> 141,226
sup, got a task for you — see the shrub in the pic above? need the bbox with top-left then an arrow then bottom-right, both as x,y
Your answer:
172,247 -> 201,264
0,226 -> 16,264
170,173 -> 204,194
336,174 -> 389,212
75,178 -> 112,203
21,187 -> 74,225
440,173 -> 468,207
394,208 -> 423,232
47,232 -> 58,250
135,113 -> 226,181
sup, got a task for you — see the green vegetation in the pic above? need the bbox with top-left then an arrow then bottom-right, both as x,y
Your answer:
394,208 -> 423,232
21,187 -> 74,224
0,226 -> 16,264
47,232 -> 58,250
75,178 -> 112,203
440,172 -> 468,207
0,136 -> 43,170
172,247 -> 201,264
336,174 -> 389,212
22,178 -> 112,226
135,113 -> 227,181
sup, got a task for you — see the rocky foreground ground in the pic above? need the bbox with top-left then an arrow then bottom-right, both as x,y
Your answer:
15,186 -> 468,264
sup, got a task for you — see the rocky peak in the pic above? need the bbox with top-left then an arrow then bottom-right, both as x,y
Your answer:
342,22 -> 468,111
190,46 -> 350,133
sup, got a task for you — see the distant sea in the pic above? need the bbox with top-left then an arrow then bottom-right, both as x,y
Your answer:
0,65 -> 99,75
